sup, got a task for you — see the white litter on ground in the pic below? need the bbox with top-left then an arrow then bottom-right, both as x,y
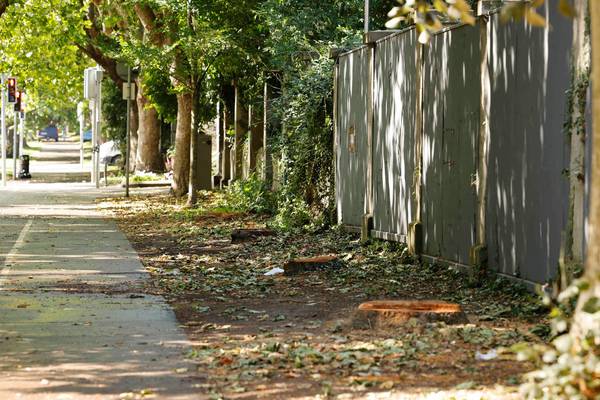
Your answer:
264,267 -> 284,276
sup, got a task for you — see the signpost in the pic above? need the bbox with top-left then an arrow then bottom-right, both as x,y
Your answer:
1,76 -> 16,186
84,66 -> 104,187
116,62 -> 137,198
0,74 -> 6,186
77,102 -> 84,169
18,92 -> 25,163
12,90 -> 21,180
13,106 -> 17,179
19,110 -> 24,160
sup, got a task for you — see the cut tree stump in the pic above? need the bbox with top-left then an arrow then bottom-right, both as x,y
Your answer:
284,255 -> 339,275
352,300 -> 467,329
230,228 -> 276,243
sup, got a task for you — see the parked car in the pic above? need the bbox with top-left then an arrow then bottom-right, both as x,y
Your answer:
38,125 -> 58,142
82,129 -> 92,142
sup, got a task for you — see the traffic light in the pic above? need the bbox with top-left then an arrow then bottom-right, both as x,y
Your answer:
14,91 -> 22,112
7,78 -> 16,103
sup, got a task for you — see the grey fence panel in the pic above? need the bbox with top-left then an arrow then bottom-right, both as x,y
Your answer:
486,10 -> 571,283
422,24 -> 481,264
373,29 -> 417,238
335,9 -> 573,284
336,47 -> 370,227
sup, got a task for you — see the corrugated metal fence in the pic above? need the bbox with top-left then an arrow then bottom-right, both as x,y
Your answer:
335,9 -> 573,285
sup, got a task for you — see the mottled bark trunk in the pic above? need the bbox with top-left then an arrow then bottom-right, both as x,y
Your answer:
187,85 -> 200,206
233,82 -> 248,180
565,0 -> 591,269
572,0 -> 600,340
172,92 -> 192,197
129,100 -> 139,172
135,78 -> 163,172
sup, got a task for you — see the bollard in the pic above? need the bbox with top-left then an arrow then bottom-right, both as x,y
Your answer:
18,155 -> 31,179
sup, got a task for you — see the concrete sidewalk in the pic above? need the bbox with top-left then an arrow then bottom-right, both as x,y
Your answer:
0,177 -> 197,398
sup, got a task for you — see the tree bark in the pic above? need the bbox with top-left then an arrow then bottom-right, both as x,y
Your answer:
233,82 -> 248,180
129,100 -> 139,173
187,83 -> 201,206
135,78 -> 163,172
172,92 -> 192,197
572,0 -> 600,340
187,127 -> 199,206
563,0 -> 591,290
0,0 -> 10,18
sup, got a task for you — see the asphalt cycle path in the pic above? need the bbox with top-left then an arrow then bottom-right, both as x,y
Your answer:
0,141 -> 197,399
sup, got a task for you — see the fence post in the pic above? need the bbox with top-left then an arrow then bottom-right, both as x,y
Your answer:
470,6 -> 491,270
332,55 -> 341,224
408,41 -> 425,255
361,41 -> 376,241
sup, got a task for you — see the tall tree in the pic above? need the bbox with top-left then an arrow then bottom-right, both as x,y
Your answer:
133,3 -> 192,196
573,0 -> 600,338
79,1 -> 157,173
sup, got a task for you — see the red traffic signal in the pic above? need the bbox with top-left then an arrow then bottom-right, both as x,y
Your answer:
7,78 -> 16,103
14,91 -> 22,112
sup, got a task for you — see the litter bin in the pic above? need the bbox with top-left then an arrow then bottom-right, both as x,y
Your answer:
18,155 -> 31,179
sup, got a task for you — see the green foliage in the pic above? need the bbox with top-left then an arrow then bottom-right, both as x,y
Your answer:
140,69 -> 177,123
272,56 -> 337,222
101,78 -> 126,148
131,171 -> 163,183
272,195 -> 312,231
0,0 -> 92,132
220,174 -> 276,215
515,278 -> 600,399
252,0 -> 371,226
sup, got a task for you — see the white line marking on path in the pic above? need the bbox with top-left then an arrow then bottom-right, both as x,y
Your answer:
2,218 -> 33,275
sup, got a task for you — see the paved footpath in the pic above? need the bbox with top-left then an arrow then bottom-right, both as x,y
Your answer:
0,142 -> 197,399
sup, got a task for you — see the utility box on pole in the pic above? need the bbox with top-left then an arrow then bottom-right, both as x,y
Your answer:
83,66 -> 104,187
84,68 -> 97,100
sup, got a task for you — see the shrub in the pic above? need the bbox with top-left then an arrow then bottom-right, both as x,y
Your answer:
221,174 -> 276,214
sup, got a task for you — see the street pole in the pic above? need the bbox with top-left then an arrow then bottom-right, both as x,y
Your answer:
95,68 -> 103,189
19,111 -> 24,158
13,111 -> 17,179
78,102 -> 84,169
90,100 -> 96,184
125,67 -> 131,197
1,74 -> 6,187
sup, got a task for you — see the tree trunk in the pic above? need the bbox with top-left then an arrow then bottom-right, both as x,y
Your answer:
187,85 -> 200,207
567,0 -> 591,265
187,128 -> 199,206
172,92 -> 192,197
129,100 -> 139,173
233,82 -> 248,180
135,78 -> 163,172
572,0 -> 600,340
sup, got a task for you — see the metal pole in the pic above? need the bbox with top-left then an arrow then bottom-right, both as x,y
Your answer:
125,67 -> 131,197
95,69 -> 102,189
19,111 -> 24,157
78,103 -> 84,169
90,100 -> 96,184
1,74 -> 6,187
13,111 -> 17,179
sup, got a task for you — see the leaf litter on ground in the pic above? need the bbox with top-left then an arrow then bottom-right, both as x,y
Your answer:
98,192 -> 547,398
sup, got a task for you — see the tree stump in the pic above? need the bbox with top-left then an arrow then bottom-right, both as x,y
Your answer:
352,300 -> 468,329
230,228 -> 276,243
283,255 -> 339,275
